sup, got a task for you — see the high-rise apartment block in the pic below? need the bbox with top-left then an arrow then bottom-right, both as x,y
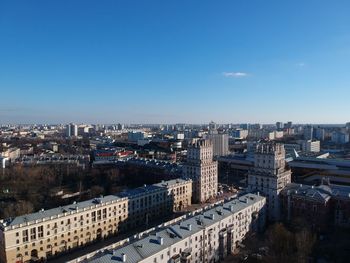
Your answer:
285,121 -> 293,129
314,127 -> 325,141
205,133 -> 229,157
303,125 -> 313,140
66,123 -> 78,137
232,129 -> 249,140
247,143 -> 291,221
183,139 -> 218,203
301,140 -> 320,153
276,122 -> 284,130
331,131 -> 350,144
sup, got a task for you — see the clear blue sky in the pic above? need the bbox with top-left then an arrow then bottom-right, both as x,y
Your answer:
1,0 -> 350,124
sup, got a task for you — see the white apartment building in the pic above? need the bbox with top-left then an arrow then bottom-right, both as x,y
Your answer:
301,140 -> 320,153
66,123 -> 78,137
205,133 -> 229,157
76,193 -> 266,263
0,179 -> 192,263
183,139 -> 218,203
231,129 -> 248,140
247,143 -> 291,221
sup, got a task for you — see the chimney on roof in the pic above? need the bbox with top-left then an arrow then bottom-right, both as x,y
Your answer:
121,253 -> 127,262
158,236 -> 164,245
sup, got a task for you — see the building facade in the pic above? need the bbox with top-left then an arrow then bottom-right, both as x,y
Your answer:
119,179 -> 192,229
75,193 -> 266,263
280,183 -> 350,230
183,139 -> 218,203
301,140 -> 321,153
205,133 -> 229,157
303,125 -> 313,140
0,196 -> 129,263
0,179 -> 192,263
331,131 -> 350,144
66,123 -> 78,137
231,129 -> 248,140
247,142 -> 291,221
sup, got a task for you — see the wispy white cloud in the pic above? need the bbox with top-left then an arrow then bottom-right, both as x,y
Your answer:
296,62 -> 306,67
222,72 -> 249,78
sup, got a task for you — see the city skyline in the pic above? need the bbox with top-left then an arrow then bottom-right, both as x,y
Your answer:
1,0 -> 350,123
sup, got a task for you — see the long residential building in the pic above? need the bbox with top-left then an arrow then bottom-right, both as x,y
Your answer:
72,193 -> 266,263
0,179 -> 192,263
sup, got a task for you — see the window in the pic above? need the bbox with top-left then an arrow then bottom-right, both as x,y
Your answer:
38,226 -> 44,238
92,211 -> 96,222
30,228 -> 36,240
23,230 -> 28,242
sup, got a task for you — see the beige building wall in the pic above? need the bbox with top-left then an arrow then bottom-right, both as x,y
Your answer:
73,194 -> 266,263
0,179 -> 192,263
184,139 -> 218,203
248,143 -> 292,221
0,197 -> 128,263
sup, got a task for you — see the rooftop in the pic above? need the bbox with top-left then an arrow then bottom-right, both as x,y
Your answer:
0,195 -> 126,230
281,183 -> 350,202
1,178 -> 191,230
85,193 -> 265,263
